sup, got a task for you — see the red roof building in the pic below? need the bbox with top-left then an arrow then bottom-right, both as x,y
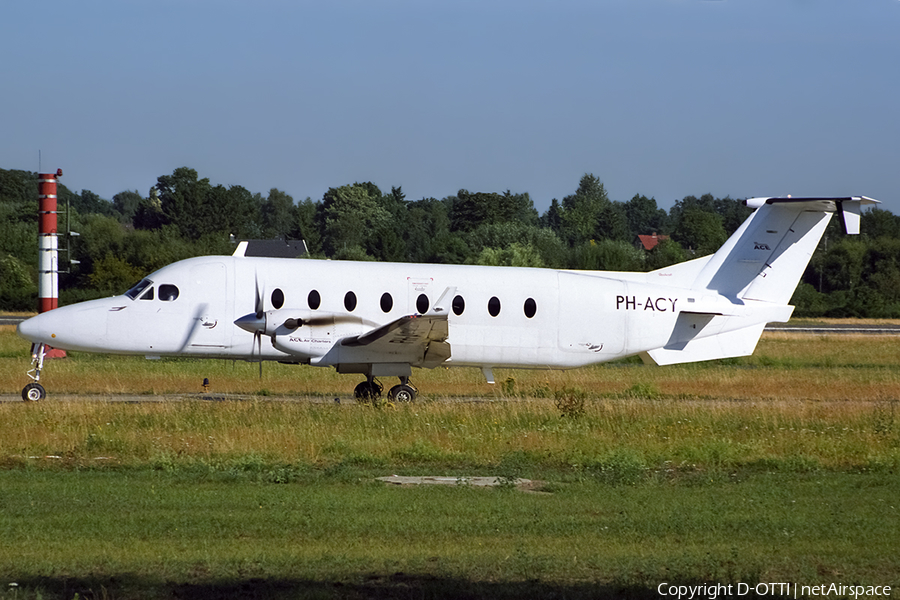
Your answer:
635,233 -> 669,251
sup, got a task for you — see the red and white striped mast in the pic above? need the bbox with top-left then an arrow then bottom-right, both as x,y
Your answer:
36,169 -> 66,359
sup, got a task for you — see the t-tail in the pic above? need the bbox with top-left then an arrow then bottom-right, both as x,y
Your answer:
641,196 -> 879,366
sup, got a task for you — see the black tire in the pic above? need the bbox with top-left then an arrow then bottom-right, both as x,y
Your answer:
22,383 -> 46,402
354,380 -> 382,401
388,384 -> 416,402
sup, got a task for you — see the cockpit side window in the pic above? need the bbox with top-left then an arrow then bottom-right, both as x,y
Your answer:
140,287 -> 154,300
159,284 -> 179,301
125,278 -> 153,300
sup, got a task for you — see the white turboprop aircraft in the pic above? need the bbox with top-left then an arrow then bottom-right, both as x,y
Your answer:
17,196 -> 877,402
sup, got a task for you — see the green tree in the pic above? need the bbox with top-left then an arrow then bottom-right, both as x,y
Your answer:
0,254 -> 37,310
88,252 -> 145,296
321,183 -> 391,259
645,238 -> 688,270
260,188 -> 296,240
72,189 -> 116,217
572,239 -> 644,271
624,194 -> 668,239
472,242 -> 545,268
404,197 -> 469,264
540,198 -> 563,233
862,207 -> 900,239
295,197 -> 323,256
558,174 -> 610,246
112,190 -> 143,225
449,189 -> 537,233
156,167 -> 212,239
594,200 -> 630,242
669,194 -> 750,237
670,208 -> 726,256
133,188 -> 166,231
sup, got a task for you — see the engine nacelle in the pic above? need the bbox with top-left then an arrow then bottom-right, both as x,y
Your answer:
262,309 -> 370,359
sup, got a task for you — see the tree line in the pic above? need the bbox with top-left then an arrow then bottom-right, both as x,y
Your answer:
1,166 -> 899,318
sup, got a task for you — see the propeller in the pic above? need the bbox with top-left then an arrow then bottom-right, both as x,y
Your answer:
233,272 -> 267,378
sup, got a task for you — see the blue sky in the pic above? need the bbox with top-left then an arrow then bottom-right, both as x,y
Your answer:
3,0 -> 898,214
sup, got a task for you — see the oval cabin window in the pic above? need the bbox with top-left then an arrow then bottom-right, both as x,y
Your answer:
308,290 -> 321,310
380,292 -> 393,313
524,298 -> 537,318
344,291 -> 357,312
271,288 -> 284,309
452,295 -> 465,316
488,296 -> 501,317
416,294 -> 429,314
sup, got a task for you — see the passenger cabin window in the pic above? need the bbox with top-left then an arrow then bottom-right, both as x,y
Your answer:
524,298 -> 537,318
308,290 -> 321,310
271,288 -> 284,309
126,278 -> 153,300
488,296 -> 501,317
452,295 -> 465,316
159,284 -> 179,302
416,294 -> 429,314
380,292 -> 393,313
344,291 -> 357,312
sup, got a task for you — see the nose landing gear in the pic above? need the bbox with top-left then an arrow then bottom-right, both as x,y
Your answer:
22,343 -> 47,401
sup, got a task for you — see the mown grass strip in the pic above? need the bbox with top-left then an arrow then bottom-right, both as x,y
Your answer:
0,469 -> 898,599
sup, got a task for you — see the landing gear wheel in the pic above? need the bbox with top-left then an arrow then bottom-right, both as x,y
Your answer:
388,384 -> 417,402
354,380 -> 383,402
22,383 -> 46,402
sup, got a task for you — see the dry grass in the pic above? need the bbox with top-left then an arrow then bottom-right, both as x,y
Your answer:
3,324 -> 900,473
4,326 -> 900,401
2,395 -> 897,472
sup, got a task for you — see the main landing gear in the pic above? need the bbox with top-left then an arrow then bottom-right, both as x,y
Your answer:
353,376 -> 418,403
22,343 -> 48,401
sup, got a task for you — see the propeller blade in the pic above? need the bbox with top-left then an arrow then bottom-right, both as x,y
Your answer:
255,273 -> 265,319
257,331 -> 263,379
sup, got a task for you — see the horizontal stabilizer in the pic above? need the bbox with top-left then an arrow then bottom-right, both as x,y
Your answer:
640,323 -> 766,366
744,196 -> 879,235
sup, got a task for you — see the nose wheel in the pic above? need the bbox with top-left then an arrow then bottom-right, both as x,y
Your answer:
22,343 -> 48,401
22,382 -> 46,402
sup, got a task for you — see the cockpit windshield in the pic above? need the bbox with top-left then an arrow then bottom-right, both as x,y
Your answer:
125,278 -> 153,300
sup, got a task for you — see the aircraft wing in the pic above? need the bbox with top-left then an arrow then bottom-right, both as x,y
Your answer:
339,313 -> 451,368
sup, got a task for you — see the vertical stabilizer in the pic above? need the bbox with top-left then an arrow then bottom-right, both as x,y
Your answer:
639,196 -> 878,366
691,197 -> 878,304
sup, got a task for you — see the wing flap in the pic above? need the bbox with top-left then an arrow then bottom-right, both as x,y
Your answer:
338,314 -> 450,368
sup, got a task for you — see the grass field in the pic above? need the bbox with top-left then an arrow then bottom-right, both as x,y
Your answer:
1,324 -> 899,599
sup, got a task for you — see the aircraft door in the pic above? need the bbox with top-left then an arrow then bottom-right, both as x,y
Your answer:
188,262 -> 228,349
557,273 -> 625,357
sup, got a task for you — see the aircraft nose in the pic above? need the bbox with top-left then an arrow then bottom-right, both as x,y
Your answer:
16,311 -> 60,344
16,300 -> 110,351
